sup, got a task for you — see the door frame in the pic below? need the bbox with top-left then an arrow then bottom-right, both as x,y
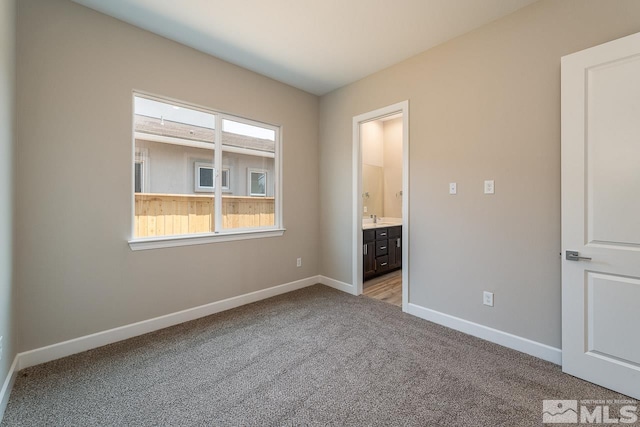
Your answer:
352,101 -> 409,311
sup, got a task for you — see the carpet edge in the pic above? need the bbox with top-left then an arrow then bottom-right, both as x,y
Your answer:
15,276 -> 321,371
406,302 -> 562,365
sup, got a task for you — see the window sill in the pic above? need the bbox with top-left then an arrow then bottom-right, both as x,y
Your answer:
128,228 -> 286,251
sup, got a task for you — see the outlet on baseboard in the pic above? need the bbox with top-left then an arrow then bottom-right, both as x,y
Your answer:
296,258 -> 302,267
483,291 -> 494,307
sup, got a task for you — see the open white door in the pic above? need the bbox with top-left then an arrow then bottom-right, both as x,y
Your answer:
562,32 -> 640,399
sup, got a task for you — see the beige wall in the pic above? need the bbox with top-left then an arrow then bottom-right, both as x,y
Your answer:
361,120 -> 384,167
383,118 -> 402,219
362,121 -> 384,218
319,0 -> 640,348
0,0 -> 16,402
362,164 -> 383,218
15,0 -> 319,352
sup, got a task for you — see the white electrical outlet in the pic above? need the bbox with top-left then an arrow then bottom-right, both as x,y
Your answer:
449,183 -> 457,195
484,180 -> 495,194
296,258 -> 302,267
483,291 -> 494,307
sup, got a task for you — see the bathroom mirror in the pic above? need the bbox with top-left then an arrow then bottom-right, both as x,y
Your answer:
362,164 -> 383,218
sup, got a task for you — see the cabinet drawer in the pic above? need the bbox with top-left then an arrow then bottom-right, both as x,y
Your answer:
375,228 -> 389,240
363,229 -> 375,243
388,226 -> 402,238
376,240 -> 388,256
376,255 -> 389,272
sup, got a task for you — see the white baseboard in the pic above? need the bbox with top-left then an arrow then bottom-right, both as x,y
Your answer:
17,276 -> 320,370
406,303 -> 562,365
0,355 -> 19,425
319,275 -> 355,295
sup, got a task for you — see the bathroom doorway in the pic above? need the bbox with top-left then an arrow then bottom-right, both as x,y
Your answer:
352,101 -> 409,311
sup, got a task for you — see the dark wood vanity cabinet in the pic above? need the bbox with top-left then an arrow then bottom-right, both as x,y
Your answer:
363,230 -> 376,278
387,225 -> 402,270
364,225 -> 402,280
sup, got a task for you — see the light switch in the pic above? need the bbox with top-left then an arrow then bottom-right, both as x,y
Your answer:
484,180 -> 495,194
364,206 -> 368,213
449,183 -> 457,195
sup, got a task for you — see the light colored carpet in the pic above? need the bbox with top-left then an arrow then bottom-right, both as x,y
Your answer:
1,284 -> 631,426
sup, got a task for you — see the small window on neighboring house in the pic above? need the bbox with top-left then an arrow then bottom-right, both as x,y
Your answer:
221,168 -> 230,190
195,163 -> 230,192
134,148 -> 148,193
248,169 -> 267,196
134,162 -> 143,193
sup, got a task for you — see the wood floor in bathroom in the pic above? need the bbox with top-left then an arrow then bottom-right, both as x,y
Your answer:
363,269 -> 402,307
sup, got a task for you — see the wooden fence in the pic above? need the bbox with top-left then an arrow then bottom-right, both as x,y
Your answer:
134,193 -> 275,237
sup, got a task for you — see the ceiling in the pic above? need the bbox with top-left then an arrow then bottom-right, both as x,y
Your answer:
72,0 -> 538,95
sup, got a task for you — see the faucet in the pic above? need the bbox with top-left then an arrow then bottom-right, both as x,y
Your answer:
371,214 -> 377,224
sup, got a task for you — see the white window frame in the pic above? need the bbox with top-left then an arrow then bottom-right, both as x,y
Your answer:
194,162 -> 230,192
129,92 -> 284,251
247,168 -> 267,197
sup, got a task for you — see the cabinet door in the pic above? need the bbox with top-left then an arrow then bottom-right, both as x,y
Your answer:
363,229 -> 375,243
388,236 -> 402,269
363,241 -> 376,279
388,226 -> 401,238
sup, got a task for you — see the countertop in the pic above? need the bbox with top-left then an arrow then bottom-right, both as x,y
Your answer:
362,221 -> 402,230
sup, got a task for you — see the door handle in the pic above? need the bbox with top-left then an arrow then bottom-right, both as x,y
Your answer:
566,250 -> 592,261
380,246 -> 386,250
396,238 -> 401,248
363,244 -> 367,255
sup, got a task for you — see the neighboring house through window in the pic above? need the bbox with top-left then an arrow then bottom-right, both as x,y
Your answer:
130,94 -> 282,249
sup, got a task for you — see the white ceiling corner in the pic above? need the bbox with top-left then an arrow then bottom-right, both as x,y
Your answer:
71,0 -> 538,95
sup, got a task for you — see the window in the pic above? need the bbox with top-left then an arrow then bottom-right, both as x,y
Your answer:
134,148 -> 148,193
248,169 -> 267,196
194,163 -> 230,192
134,162 -> 144,193
221,168 -> 230,190
130,93 -> 282,249
221,118 -> 275,231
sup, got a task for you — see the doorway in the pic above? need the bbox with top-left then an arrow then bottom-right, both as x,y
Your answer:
352,101 -> 409,311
